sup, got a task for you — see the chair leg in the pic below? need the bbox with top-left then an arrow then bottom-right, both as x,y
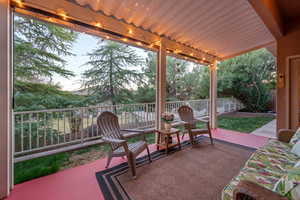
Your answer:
208,131 -> 214,145
188,132 -> 194,145
146,145 -> 152,163
105,151 -> 113,168
181,132 -> 185,140
127,154 -> 136,179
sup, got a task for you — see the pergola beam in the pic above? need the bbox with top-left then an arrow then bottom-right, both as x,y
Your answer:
13,0 -> 217,65
247,0 -> 284,39
155,39 -> 167,139
0,0 -> 12,198
209,60 -> 218,129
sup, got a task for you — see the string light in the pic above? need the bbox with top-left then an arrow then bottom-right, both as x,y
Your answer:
136,42 -> 142,46
57,9 -> 68,20
94,22 -> 102,28
47,17 -> 54,22
149,44 -> 154,48
122,38 -> 128,42
190,53 -> 194,56
14,0 -> 24,8
174,49 -> 182,54
105,36 -> 110,39
128,29 -> 133,34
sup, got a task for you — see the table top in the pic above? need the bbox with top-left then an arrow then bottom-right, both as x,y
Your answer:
156,128 -> 180,135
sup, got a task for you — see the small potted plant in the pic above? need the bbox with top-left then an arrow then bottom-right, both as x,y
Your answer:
161,112 -> 174,131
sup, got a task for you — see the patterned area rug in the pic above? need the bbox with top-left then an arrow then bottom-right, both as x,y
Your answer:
96,137 -> 256,200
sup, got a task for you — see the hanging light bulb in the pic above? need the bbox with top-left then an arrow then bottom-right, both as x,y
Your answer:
47,17 -> 54,22
14,0 -> 24,8
128,29 -> 133,34
57,9 -> 68,20
94,22 -> 102,28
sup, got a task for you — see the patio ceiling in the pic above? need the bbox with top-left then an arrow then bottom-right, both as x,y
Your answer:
72,0 -> 275,59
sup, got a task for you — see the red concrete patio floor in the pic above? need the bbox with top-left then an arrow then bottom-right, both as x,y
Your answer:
6,128 -> 269,200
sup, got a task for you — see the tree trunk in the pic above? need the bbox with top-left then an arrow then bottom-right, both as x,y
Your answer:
109,52 -> 117,114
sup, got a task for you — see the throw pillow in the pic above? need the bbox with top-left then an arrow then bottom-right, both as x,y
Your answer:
273,167 -> 300,199
292,141 -> 300,157
291,184 -> 300,200
290,128 -> 300,145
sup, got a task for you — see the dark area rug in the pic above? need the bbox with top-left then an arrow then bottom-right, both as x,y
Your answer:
96,137 -> 256,200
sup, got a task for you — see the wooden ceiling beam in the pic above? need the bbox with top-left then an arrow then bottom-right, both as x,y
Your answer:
247,0 -> 284,39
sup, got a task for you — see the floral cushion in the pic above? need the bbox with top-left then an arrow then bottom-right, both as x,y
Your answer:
222,139 -> 298,200
290,128 -> 300,146
273,167 -> 300,199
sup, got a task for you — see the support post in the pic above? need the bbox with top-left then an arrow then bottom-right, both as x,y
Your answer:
155,40 -> 167,142
0,0 -> 12,198
209,60 -> 218,129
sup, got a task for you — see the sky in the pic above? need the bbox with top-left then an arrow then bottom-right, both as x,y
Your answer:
53,32 -> 148,91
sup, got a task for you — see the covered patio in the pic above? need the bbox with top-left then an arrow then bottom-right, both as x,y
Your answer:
7,129 -> 269,200
1,0 -> 300,199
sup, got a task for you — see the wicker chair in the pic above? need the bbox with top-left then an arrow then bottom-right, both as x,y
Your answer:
97,111 -> 151,178
178,105 -> 213,145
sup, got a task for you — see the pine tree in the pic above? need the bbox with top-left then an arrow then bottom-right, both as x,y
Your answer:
82,41 -> 144,105
14,14 -> 78,81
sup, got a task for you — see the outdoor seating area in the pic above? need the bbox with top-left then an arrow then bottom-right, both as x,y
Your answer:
6,129 -> 269,200
1,0 -> 300,200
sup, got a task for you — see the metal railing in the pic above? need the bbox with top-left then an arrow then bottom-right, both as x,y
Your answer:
13,98 -> 243,158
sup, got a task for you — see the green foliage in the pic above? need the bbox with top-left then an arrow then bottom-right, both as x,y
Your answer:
14,14 -> 77,80
198,49 -> 276,112
14,81 -> 87,111
82,41 -> 144,105
219,49 -> 276,112
136,52 -> 208,103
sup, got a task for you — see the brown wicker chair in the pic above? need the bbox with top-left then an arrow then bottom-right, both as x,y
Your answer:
97,111 -> 151,178
178,105 -> 213,145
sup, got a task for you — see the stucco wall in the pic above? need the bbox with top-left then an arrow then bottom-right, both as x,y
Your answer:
277,24 -> 300,131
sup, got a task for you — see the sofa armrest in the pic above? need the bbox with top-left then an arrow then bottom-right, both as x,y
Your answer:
233,180 -> 288,200
278,129 -> 295,143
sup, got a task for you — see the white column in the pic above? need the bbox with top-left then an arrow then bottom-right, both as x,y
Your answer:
0,0 -> 12,198
155,40 -> 167,138
209,60 -> 218,129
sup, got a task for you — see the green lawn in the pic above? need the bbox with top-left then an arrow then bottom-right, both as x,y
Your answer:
218,115 -> 275,133
14,114 -> 274,184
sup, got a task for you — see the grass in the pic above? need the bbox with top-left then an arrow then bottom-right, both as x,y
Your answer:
14,114 -> 275,184
15,153 -> 69,184
218,115 -> 275,133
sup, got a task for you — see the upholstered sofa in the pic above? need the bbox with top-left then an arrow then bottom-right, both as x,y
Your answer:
222,129 -> 300,200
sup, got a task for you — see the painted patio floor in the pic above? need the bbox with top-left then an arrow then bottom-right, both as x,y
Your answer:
6,128 -> 269,200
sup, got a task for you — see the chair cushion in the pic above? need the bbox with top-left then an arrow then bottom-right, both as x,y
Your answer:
222,139 -> 298,200
290,128 -> 300,146
113,141 -> 147,157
